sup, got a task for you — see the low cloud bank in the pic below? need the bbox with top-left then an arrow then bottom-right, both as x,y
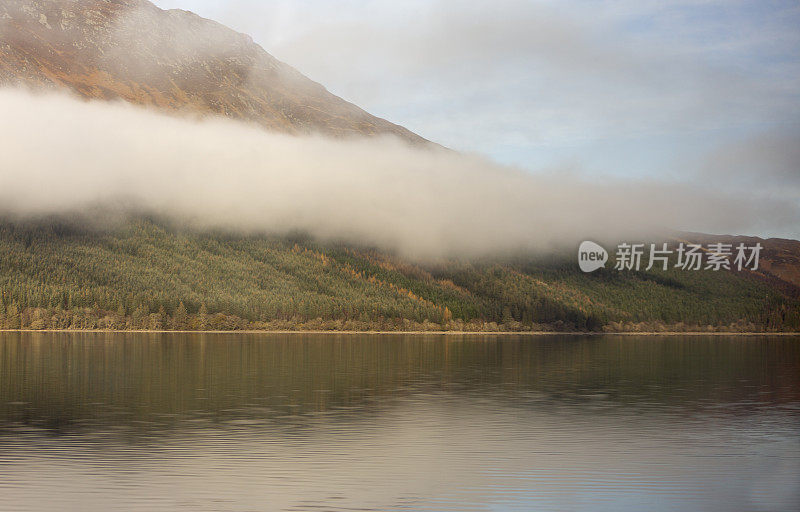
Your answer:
0,88 -> 796,258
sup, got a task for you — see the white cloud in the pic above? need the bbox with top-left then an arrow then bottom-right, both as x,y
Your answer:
148,0 -> 800,189
1,89 -> 797,259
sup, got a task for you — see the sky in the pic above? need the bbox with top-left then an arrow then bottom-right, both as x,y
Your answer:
2,0 -> 797,253
150,0 -> 800,187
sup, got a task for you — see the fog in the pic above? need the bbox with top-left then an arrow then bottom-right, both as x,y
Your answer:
0,88 -> 796,259
159,0 -> 800,178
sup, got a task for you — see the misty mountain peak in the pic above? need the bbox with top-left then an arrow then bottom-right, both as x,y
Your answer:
0,0 -> 427,142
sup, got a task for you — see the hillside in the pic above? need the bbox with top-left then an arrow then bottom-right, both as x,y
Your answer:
0,0 -> 427,143
0,217 -> 798,332
1,2 -> 799,333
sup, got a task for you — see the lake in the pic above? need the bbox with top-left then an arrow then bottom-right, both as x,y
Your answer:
0,333 -> 798,511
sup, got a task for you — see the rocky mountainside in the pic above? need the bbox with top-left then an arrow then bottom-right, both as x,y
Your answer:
0,0 -> 427,142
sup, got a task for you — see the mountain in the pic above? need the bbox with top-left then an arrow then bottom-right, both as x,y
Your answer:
0,1 -> 798,332
0,0 -> 427,142
681,233 -> 800,291
0,216 -> 798,332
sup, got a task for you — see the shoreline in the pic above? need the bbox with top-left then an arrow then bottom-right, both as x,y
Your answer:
0,329 -> 798,336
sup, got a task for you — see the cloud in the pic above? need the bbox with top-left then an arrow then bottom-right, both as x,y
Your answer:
698,131 -> 800,237
150,0 -> 800,180
173,1 -> 798,134
701,131 -> 800,189
0,88 -> 797,259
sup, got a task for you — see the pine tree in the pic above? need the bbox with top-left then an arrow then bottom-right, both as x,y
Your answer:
7,303 -> 20,330
173,302 -> 188,330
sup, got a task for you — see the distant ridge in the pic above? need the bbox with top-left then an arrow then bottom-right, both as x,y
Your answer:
0,0 -> 429,143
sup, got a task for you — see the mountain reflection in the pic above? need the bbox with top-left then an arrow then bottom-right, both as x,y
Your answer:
1,333 -> 797,435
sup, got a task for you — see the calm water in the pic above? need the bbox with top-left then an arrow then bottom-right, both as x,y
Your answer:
0,333 -> 798,511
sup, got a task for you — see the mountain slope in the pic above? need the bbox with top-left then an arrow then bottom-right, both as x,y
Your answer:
0,1 -> 798,332
0,0 -> 427,142
683,233 -> 800,291
0,217 -> 798,332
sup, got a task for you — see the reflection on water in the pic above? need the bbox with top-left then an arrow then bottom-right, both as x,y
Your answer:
0,333 -> 798,511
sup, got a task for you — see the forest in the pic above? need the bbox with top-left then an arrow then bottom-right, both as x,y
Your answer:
0,216 -> 798,332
